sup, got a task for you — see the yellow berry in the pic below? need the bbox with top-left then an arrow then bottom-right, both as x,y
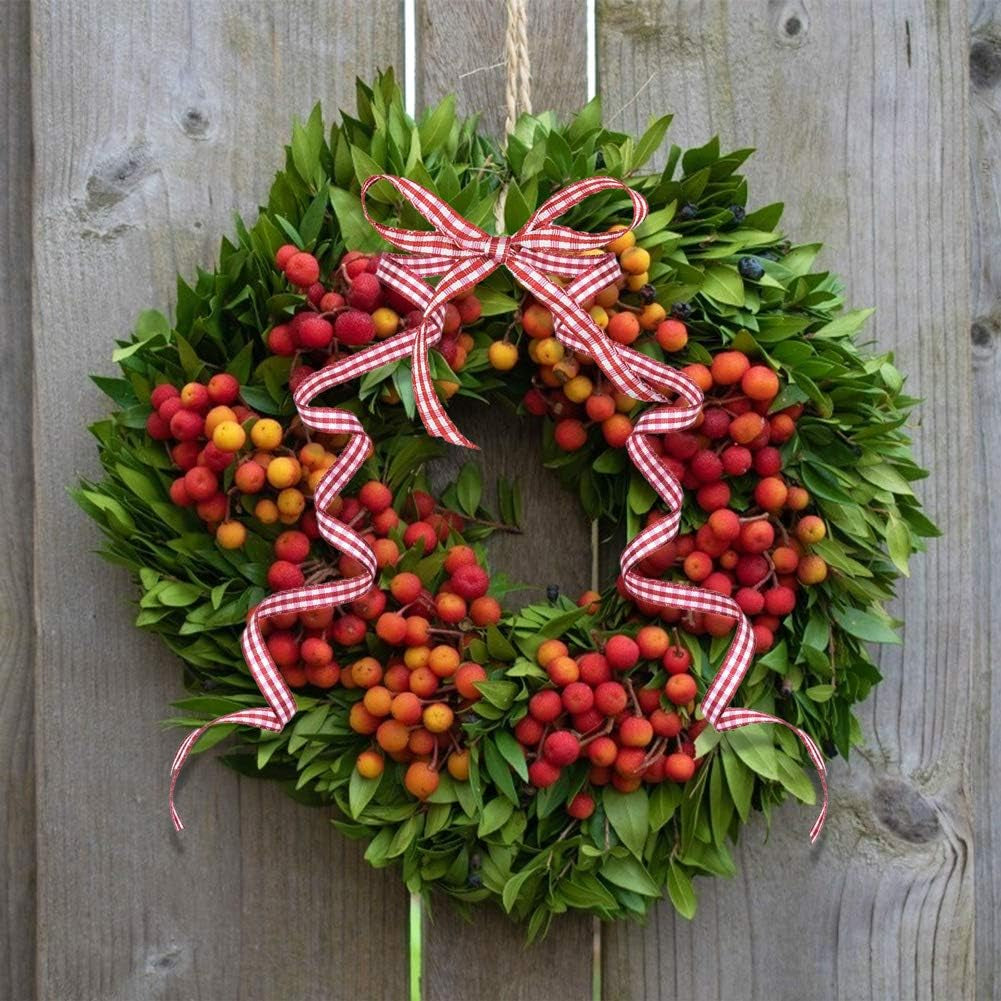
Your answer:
371,307 -> 400,338
488,340 -> 519,371
299,442 -> 326,469
606,225 -> 636,256
615,393 -> 639,413
250,418 -> 283,450
266,456 -> 301,489
216,519 -> 246,549
212,420 -> 247,453
638,303 -> 667,331
535,337 -> 564,366
589,305 -> 609,329
435,379 -> 460,399
277,487 -> 306,518
404,645 -> 431,670
626,272 -> 649,292
563,375 -> 594,403
204,405 -> 237,437
620,246 -> 651,275
254,499 -> 279,524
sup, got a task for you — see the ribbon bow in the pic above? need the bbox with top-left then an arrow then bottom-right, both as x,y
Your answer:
169,174 -> 827,842
359,174 -> 666,448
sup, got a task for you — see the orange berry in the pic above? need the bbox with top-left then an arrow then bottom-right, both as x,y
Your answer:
356,749 -> 384,779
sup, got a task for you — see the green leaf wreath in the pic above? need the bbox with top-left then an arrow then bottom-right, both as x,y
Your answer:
77,70 -> 935,937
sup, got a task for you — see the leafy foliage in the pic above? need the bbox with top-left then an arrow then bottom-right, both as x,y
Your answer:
77,71 -> 933,932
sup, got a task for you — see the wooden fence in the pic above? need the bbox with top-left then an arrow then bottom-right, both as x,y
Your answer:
1,0 -> 992,997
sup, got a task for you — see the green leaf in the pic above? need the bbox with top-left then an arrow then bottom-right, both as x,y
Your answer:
419,94 -> 456,152
667,862 -> 697,919
886,515 -> 912,576
599,856 -> 659,897
603,787 -> 649,857
348,768 -> 381,818
701,265 -> 745,306
485,626 -> 517,662
456,462 -> 482,516
725,727 -> 780,781
329,186 -> 385,253
493,730 -> 529,781
484,738 -> 520,803
477,796 -> 515,836
831,606 -> 901,644
474,286 -> 519,317
632,114 -> 673,169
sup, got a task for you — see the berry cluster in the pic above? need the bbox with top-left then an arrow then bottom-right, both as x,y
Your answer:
613,348 -> 828,653
338,540 -> 503,800
269,245 -> 482,403
515,626 -> 705,820
494,224 -> 691,452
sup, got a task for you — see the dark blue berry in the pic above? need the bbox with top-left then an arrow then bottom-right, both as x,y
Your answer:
546,584 -> 560,603
594,151 -> 605,170
738,256 -> 765,280
639,284 -> 656,304
678,203 -> 698,221
671,302 -> 693,320
729,205 -> 746,224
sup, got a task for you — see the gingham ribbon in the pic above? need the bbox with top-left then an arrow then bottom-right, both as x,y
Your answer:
169,175 -> 826,840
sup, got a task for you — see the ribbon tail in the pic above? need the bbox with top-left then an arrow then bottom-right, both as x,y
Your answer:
411,320 -> 479,450
707,709 -> 829,842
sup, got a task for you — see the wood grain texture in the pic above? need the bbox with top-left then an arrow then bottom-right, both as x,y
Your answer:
419,4 -> 595,998
969,2 -> 1000,997
30,2 -> 406,998
419,0 -> 590,139
599,2 -> 974,998
1,3 -> 36,1000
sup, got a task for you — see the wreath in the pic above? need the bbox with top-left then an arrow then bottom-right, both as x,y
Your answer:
78,71 -> 935,936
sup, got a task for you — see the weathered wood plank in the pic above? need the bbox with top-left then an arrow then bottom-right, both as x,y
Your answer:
30,2 -> 406,998
599,1 -> 974,997
1,3 -> 36,1000
419,3 -> 594,998
969,2 -> 1000,996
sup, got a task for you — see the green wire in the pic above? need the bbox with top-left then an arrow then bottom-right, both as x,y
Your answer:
409,892 -> 423,1001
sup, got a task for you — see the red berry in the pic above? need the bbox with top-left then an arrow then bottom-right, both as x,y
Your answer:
207,373 -> 240,405
267,560 -> 305,591
665,674 -> 697,705
764,585 -> 797,616
285,252 -> 320,288
268,324 -> 296,356
359,481 -> 393,513
450,563 -> 489,601
662,645 -> 692,675
619,716 -> 654,747
274,530 -> 310,563
543,731 -> 581,767
275,244 -> 298,270
403,521 -> 438,555
529,760 -> 561,788
567,792 -> 596,820
664,752 -> 696,783
594,681 -> 628,716
334,309 -> 376,346
605,634 -> 640,671
146,411 -> 172,440
562,682 -> 594,715
651,709 -> 682,738
578,652 -> 611,686
690,449 -> 724,483
721,445 -> 753,476
554,419 -> 588,452
296,314 -> 334,350
529,689 -> 563,723
347,273 -> 382,312
515,715 -> 544,746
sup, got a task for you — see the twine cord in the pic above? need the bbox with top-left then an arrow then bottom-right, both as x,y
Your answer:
495,0 -> 533,231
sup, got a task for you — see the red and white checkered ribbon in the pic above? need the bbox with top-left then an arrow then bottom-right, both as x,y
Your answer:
169,174 -> 826,840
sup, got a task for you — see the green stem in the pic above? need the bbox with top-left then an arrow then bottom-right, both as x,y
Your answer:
409,892 -> 423,1001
